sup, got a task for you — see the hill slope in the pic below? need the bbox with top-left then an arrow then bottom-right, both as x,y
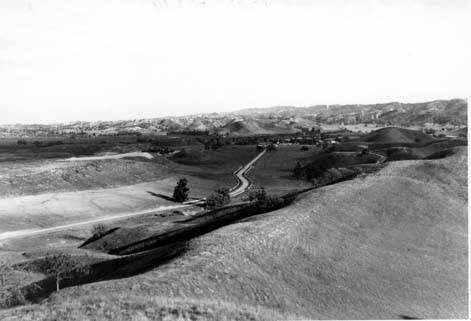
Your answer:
1,148 -> 467,320
218,119 -> 299,136
362,127 -> 435,144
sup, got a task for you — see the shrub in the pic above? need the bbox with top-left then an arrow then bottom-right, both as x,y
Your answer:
205,187 -> 230,209
245,186 -> 267,201
91,224 -> 107,239
0,286 -> 26,308
264,195 -> 283,208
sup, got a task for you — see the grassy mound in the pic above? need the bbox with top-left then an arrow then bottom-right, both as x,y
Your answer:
380,139 -> 467,161
362,127 -> 435,144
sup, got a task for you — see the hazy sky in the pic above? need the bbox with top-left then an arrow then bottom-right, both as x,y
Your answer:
0,0 -> 469,124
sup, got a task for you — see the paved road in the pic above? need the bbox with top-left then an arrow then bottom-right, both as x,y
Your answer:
229,150 -> 266,197
0,150 -> 266,241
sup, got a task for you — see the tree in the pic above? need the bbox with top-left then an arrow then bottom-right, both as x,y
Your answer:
300,146 -> 309,151
205,187 -> 230,209
245,186 -> 267,201
292,162 -> 303,178
40,252 -> 89,292
173,178 -> 189,202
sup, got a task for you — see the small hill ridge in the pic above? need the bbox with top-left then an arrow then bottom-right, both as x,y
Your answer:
362,127 -> 435,144
218,119 -> 299,136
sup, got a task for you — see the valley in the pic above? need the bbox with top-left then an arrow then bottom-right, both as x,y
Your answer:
0,109 -> 467,320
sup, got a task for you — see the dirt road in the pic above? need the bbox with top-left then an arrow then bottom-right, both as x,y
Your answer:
60,152 -> 154,161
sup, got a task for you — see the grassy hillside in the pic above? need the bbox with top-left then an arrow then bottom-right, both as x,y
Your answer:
2,147 -> 466,320
218,119 -> 299,136
362,127 -> 435,144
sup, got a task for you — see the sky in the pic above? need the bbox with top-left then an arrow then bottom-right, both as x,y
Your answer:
0,0 -> 469,124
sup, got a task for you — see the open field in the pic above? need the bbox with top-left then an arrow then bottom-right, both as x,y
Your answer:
0,127 -> 467,320
248,145 -> 321,195
1,146 -> 466,320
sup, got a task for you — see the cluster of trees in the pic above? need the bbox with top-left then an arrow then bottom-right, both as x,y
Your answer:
292,161 -> 328,181
203,136 -> 229,150
244,186 -> 267,201
205,187 -> 231,209
145,146 -> 174,154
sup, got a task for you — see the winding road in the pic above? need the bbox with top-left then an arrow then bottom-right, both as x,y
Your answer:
0,150 -> 266,241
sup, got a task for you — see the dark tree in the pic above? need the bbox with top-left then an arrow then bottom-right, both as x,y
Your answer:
173,178 -> 190,202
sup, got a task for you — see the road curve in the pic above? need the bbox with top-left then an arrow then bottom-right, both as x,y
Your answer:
0,150 -> 266,241
229,150 -> 266,197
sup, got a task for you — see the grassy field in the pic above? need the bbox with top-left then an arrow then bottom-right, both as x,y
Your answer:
1,147 -> 466,320
247,145 -> 321,195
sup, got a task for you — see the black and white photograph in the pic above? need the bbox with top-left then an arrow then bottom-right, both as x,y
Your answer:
0,0 -> 468,320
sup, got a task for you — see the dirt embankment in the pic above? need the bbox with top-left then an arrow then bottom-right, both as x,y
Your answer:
0,158 -> 171,198
2,148 -> 466,320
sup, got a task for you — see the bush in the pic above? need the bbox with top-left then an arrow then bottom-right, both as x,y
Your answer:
245,186 -> 267,201
301,146 -> 309,151
0,286 -> 26,308
91,224 -> 107,239
205,187 -> 230,209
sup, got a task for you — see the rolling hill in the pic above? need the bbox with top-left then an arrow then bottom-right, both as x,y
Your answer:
362,127 -> 435,144
2,147 -> 466,320
218,118 -> 300,136
233,99 -> 467,127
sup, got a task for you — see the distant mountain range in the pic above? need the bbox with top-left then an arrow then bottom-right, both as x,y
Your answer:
232,99 -> 467,125
0,99 -> 466,138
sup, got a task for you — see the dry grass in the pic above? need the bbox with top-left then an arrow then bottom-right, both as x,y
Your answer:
1,295 -> 289,321
248,145 -> 321,195
1,147 -> 467,320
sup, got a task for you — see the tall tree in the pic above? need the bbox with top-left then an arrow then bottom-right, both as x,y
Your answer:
173,178 -> 190,202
